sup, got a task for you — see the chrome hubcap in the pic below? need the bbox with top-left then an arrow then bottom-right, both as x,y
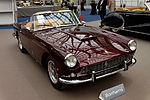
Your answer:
18,38 -> 23,50
48,60 -> 58,84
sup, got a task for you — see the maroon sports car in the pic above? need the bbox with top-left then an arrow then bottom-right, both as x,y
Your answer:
13,10 -> 137,90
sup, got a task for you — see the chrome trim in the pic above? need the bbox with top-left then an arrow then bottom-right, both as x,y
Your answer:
124,61 -> 128,71
92,71 -> 96,82
59,68 -> 124,84
64,53 -> 77,68
129,58 -> 136,67
59,58 -> 136,84
128,40 -> 137,51
65,53 -> 75,60
128,40 -> 135,46
145,2 -> 150,11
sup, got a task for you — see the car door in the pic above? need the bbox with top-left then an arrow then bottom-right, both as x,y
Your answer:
28,15 -> 49,64
120,11 -> 150,34
19,23 -> 33,52
29,31 -> 46,63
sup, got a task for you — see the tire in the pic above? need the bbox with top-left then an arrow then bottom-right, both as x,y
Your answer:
18,36 -> 27,53
46,57 -> 66,90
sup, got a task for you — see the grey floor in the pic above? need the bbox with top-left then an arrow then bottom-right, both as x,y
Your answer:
0,22 -> 150,100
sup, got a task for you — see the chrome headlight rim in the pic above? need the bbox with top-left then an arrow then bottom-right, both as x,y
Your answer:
64,54 -> 77,68
128,40 -> 137,51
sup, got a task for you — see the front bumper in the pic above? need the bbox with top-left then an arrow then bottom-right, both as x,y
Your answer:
59,58 -> 136,84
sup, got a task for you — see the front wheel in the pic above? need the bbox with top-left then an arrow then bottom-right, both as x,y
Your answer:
18,36 -> 27,53
46,57 -> 66,90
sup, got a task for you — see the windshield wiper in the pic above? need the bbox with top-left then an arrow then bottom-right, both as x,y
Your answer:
81,36 -> 97,41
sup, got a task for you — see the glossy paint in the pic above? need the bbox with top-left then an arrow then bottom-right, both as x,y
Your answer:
15,23 -> 135,76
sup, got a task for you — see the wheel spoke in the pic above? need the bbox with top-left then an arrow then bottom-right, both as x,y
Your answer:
48,60 -> 58,84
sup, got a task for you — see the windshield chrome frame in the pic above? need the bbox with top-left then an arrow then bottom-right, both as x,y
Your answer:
145,1 -> 150,11
32,11 -> 81,31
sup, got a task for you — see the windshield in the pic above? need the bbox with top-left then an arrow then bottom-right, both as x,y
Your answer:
33,11 -> 81,31
145,1 -> 150,11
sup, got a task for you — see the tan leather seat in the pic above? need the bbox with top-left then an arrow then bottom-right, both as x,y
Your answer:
26,19 -> 65,31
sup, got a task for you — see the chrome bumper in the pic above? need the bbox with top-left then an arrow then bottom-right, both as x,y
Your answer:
59,58 -> 136,84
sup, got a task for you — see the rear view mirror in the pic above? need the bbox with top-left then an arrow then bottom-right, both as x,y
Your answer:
81,21 -> 86,24
21,24 -> 32,32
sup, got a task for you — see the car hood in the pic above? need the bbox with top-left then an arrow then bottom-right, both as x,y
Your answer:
35,25 -> 131,67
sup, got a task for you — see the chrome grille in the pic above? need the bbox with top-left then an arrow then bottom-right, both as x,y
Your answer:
80,54 -> 132,74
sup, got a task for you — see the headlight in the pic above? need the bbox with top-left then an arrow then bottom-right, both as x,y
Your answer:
65,54 -> 77,68
128,40 -> 137,51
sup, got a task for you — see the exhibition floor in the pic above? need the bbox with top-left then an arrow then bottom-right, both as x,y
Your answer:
0,22 -> 150,100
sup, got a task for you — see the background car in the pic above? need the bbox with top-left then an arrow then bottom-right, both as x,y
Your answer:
116,6 -> 146,11
101,1 -> 150,35
13,10 -> 136,90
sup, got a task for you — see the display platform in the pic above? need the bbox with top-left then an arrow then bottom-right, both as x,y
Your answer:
0,28 -> 150,100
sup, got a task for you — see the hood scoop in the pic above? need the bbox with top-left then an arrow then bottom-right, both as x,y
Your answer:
81,36 -> 97,41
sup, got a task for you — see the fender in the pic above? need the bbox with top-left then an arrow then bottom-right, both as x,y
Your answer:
101,13 -> 125,29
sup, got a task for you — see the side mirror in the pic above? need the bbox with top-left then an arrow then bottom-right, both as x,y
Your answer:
24,21 -> 32,31
21,25 -> 26,30
81,21 -> 86,25
26,27 -> 31,30
21,25 -> 32,32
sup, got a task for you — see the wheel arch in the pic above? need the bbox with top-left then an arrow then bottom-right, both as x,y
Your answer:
101,12 -> 125,29
41,52 -> 50,67
41,52 -> 66,89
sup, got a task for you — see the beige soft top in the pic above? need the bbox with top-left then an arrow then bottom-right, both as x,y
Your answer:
116,6 -> 147,11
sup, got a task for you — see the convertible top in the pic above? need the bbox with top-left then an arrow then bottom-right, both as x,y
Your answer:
115,1 -> 150,12
34,10 -> 71,15
116,6 -> 146,11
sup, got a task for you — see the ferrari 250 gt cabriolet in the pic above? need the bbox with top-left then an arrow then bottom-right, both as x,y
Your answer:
13,10 -> 136,89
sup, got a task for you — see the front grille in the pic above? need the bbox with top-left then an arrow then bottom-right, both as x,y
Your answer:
80,54 -> 132,74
